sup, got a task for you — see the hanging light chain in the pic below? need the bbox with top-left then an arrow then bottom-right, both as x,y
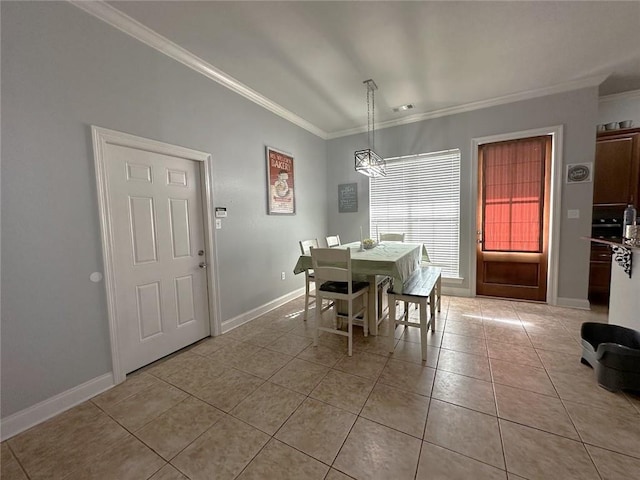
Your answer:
364,79 -> 377,152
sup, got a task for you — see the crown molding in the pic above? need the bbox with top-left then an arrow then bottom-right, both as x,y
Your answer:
69,0 -> 328,139
328,73 -> 609,139
599,89 -> 640,103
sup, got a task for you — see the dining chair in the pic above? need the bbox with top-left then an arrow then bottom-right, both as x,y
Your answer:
379,232 -> 405,242
326,235 -> 341,248
311,247 -> 368,356
299,239 -> 320,321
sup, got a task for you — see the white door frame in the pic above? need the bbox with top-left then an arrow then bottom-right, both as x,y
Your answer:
470,125 -> 564,305
92,126 -> 221,384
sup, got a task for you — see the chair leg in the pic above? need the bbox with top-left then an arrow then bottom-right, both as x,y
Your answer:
389,295 -> 397,353
313,297 -> 321,347
363,292 -> 369,338
347,301 -> 353,356
304,277 -> 311,321
419,300 -> 428,362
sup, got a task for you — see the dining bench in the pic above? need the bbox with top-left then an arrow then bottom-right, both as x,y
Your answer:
387,265 -> 442,361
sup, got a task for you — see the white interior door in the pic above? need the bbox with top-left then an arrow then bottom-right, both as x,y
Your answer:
105,142 -> 210,374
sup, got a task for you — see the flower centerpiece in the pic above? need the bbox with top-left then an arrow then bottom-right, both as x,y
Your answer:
362,238 -> 376,249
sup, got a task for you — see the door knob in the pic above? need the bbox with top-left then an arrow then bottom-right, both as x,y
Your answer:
198,250 -> 205,256
199,262 -> 207,269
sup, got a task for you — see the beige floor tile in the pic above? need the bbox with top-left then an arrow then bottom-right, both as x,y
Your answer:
564,401 -> 640,459
241,328 -> 286,347
148,464 -> 189,480
484,325 -> 532,347
135,397 -> 223,460
536,348 -> 593,377
266,333 -> 314,356
500,420 -> 600,480
378,358 -> 436,396
192,367 -> 264,412
441,332 -> 488,356
353,332 -> 396,356
103,380 -> 188,431
162,354 -> 224,393
389,340 -> 440,366
432,370 -> 496,415
237,438 -> 329,480
206,341 -> 262,368
360,382 -> 430,438
171,415 -> 269,480
268,358 -> 329,394
275,398 -> 356,464
425,399 -> 504,469
297,344 -> 345,367
586,445 -> 640,480
416,442 -> 507,480
445,319 -> 486,338
8,403 -> 129,480
490,358 -> 556,397
310,369 -> 375,414
333,417 -> 422,480
398,326 -> 443,347
523,321 -> 571,338
549,371 -> 636,413
231,381 -> 305,435
437,349 -> 492,381
494,384 -> 579,440
64,435 -> 165,480
92,372 -> 160,410
189,335 -> 241,356
324,468 -> 354,479
333,350 -> 388,379
528,332 -> 582,355
144,352 -> 200,380
234,348 -> 293,379
1,443 -> 28,480
486,340 -> 542,368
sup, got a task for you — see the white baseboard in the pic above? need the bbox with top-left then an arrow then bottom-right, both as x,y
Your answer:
0,372 -> 115,441
442,286 -> 471,297
556,297 -> 591,310
221,287 -> 305,333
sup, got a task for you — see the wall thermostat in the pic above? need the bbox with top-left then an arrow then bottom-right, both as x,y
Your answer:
215,207 -> 227,218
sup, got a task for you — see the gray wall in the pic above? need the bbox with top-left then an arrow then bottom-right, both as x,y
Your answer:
1,2 -> 327,417
327,88 -> 599,301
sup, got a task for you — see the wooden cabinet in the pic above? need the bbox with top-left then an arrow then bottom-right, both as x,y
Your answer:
589,127 -> 640,304
588,243 -> 612,303
593,128 -> 640,207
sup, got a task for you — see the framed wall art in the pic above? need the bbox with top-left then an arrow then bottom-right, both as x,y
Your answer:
566,162 -> 593,183
266,146 -> 296,214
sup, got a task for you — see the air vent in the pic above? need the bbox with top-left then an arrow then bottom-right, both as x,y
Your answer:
392,104 -> 414,113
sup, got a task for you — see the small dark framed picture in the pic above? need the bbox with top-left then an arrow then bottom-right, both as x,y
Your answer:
566,163 -> 592,183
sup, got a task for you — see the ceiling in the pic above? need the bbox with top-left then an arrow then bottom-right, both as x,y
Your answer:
104,1 -> 640,137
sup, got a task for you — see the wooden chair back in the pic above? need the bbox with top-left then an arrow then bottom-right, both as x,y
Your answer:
326,235 -> 341,248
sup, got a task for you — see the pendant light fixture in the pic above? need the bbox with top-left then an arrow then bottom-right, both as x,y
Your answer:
355,79 -> 386,177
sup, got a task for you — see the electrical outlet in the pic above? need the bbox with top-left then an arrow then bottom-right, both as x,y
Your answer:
215,218 -> 222,229
281,271 -> 286,280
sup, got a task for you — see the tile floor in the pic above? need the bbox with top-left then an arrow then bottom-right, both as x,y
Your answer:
2,295 -> 640,480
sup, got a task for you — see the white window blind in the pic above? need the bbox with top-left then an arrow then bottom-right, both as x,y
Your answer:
370,149 -> 461,278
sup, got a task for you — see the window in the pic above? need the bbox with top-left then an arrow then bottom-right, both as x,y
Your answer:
370,149 -> 461,278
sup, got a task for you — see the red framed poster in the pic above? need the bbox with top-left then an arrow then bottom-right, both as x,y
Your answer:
266,146 -> 296,215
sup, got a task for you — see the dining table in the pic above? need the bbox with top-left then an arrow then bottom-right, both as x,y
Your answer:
293,241 -> 425,335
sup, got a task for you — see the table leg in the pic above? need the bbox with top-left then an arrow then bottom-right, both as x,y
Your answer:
367,275 -> 378,335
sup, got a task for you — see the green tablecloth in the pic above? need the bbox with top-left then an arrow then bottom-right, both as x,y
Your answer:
293,241 -> 424,293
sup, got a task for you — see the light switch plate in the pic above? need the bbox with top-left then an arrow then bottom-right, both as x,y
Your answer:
568,209 -> 580,219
